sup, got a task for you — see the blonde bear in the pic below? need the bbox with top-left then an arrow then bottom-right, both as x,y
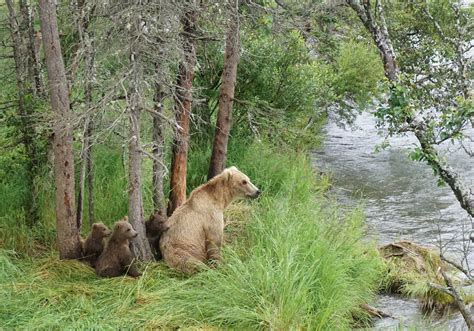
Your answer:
160,166 -> 260,274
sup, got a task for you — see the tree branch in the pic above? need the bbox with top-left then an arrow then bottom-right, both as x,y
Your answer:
440,268 -> 474,330
440,254 -> 473,281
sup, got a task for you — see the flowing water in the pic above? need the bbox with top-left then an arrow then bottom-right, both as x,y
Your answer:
312,112 -> 474,330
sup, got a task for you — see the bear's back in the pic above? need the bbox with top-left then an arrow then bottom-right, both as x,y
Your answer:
160,202 -> 210,261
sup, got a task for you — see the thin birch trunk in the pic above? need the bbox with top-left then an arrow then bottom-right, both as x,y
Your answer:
346,0 -> 474,217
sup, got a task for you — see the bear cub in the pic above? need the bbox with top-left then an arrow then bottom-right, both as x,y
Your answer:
80,222 -> 112,267
95,217 -> 141,278
145,212 -> 169,260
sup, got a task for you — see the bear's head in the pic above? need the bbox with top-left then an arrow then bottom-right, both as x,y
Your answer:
113,220 -> 138,240
224,166 -> 261,199
146,213 -> 169,237
91,222 -> 112,238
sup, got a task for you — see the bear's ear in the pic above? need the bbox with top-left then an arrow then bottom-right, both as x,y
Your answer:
227,166 -> 238,172
123,216 -> 129,222
222,168 -> 233,181
92,223 -> 98,229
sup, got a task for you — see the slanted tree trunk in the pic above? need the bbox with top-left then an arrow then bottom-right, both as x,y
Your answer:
346,0 -> 474,217
39,0 -> 81,259
208,0 -> 240,179
74,0 -> 96,228
128,26 -> 154,261
347,0 -> 474,327
167,7 -> 197,216
152,80 -> 166,216
440,268 -> 474,330
346,0 -> 398,82
6,0 -> 40,225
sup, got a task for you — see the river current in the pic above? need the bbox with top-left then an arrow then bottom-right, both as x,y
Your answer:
312,112 -> 474,330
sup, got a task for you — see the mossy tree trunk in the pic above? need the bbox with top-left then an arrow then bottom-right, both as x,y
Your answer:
346,0 -> 474,217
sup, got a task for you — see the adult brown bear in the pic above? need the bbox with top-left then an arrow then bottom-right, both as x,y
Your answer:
160,166 -> 260,274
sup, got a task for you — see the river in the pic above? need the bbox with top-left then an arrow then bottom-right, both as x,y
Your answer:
312,112 -> 474,330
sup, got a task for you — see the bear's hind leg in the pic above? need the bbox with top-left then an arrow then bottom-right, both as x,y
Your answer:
167,249 -> 206,274
181,255 -> 208,274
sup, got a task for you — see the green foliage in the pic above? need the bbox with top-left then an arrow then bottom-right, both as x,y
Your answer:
408,148 -> 425,162
376,83 -> 413,134
332,40 -> 384,106
194,28 -> 330,149
0,142 -> 383,330
374,0 -> 473,144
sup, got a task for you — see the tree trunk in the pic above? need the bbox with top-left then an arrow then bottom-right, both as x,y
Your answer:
39,0 -> 81,259
440,268 -> 474,330
346,0 -> 398,81
167,8 -> 197,216
128,38 -> 154,261
86,121 -> 95,226
77,117 -> 94,228
74,0 -> 95,228
6,0 -> 40,225
415,130 -> 474,217
19,0 -> 43,96
152,81 -> 166,216
208,0 -> 240,180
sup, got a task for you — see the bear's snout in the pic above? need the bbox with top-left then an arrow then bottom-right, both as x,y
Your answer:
249,189 -> 261,199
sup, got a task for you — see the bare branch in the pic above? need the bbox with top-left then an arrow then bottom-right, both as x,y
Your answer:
440,254 -> 473,281
440,268 -> 474,329
428,282 -> 454,297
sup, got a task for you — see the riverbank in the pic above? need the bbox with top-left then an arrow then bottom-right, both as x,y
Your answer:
314,113 -> 474,329
0,142 -> 383,329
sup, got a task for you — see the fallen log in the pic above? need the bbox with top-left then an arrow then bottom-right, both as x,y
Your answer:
361,303 -> 393,319
379,241 -> 471,313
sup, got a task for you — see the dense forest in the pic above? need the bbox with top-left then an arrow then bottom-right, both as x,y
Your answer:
0,0 -> 472,329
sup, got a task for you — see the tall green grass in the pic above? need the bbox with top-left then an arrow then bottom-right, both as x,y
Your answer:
0,143 -> 381,330
0,142 -> 382,329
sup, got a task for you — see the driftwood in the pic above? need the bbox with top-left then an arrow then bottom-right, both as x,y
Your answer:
380,240 -> 474,329
360,303 -> 393,319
